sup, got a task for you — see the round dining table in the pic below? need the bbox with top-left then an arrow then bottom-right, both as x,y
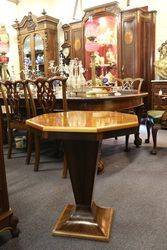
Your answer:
55,92 -> 148,147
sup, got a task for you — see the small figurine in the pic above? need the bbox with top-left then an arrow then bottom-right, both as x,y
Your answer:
94,51 -> 101,66
36,54 -> 44,65
106,48 -> 116,65
24,54 -> 31,67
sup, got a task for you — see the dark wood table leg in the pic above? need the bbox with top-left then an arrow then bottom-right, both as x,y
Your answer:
134,105 -> 144,147
52,138 -> 114,241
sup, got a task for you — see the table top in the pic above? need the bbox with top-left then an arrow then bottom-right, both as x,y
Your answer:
26,111 -> 138,133
56,92 -> 148,101
0,92 -> 147,100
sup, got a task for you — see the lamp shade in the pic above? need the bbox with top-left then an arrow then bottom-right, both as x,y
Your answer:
85,16 -> 99,40
0,56 -> 9,63
85,41 -> 99,52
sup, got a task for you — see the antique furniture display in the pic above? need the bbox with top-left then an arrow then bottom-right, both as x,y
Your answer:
0,80 -> 33,161
26,110 -> 138,241
0,91 -> 147,147
0,89 -> 146,177
62,2 -> 156,109
13,12 -> 59,77
0,111 -> 19,237
26,76 -> 68,172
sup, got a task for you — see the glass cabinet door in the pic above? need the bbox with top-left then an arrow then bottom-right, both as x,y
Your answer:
35,34 -> 44,76
84,15 -> 118,80
23,35 -> 32,70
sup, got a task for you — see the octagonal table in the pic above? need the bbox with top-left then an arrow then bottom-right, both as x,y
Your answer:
26,111 -> 138,242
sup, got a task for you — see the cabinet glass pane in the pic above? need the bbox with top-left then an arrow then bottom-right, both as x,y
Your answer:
23,35 -> 32,70
35,34 -> 44,76
85,15 -> 118,80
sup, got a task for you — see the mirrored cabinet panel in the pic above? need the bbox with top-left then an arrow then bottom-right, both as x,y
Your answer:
23,35 -> 32,70
35,34 -> 44,76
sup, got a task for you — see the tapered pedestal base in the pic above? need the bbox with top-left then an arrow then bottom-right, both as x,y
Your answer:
52,203 -> 114,242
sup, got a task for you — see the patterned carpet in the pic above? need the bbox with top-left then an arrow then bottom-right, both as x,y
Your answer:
1,125 -> 167,250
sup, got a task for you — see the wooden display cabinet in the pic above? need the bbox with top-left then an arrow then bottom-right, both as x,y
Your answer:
151,80 -> 167,109
0,112 -> 19,237
119,6 -> 156,108
13,12 -> 59,77
62,2 -> 156,109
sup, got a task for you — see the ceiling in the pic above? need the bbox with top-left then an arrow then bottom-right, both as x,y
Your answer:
8,0 -> 19,4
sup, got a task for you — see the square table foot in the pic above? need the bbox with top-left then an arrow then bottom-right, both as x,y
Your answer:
52,203 -> 115,242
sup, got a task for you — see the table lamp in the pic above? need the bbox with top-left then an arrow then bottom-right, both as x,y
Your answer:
85,16 -> 99,86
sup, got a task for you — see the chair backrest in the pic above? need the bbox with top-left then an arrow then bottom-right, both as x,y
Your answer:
114,78 -> 144,93
30,77 -> 56,114
0,80 -> 32,125
27,76 -> 67,115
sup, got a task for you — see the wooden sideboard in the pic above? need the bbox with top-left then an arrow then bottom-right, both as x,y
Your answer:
151,80 -> 167,109
0,112 -> 19,237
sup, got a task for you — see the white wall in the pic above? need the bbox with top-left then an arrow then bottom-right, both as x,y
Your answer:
1,0 -> 167,78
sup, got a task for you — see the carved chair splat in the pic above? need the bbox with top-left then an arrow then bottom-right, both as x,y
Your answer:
0,80 -> 33,161
27,76 -> 68,175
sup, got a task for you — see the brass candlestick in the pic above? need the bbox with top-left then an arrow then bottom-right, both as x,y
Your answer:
90,52 -> 96,86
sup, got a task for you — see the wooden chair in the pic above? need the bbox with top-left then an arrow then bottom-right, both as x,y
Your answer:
114,78 -> 143,93
145,95 -> 167,154
26,76 -> 68,174
112,77 -> 144,149
0,80 -> 33,161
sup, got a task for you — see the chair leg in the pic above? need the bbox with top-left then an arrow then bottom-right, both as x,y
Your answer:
62,153 -> 68,178
124,134 -> 130,152
26,132 -> 33,165
151,126 -> 158,155
8,128 -> 13,159
34,134 -> 41,171
145,118 -> 152,143
97,159 -> 104,175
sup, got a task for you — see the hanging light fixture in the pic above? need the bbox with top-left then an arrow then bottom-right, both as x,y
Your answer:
73,0 -> 84,20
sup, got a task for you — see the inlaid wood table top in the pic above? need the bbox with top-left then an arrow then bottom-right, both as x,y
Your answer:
26,110 -> 138,242
26,111 -> 138,133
